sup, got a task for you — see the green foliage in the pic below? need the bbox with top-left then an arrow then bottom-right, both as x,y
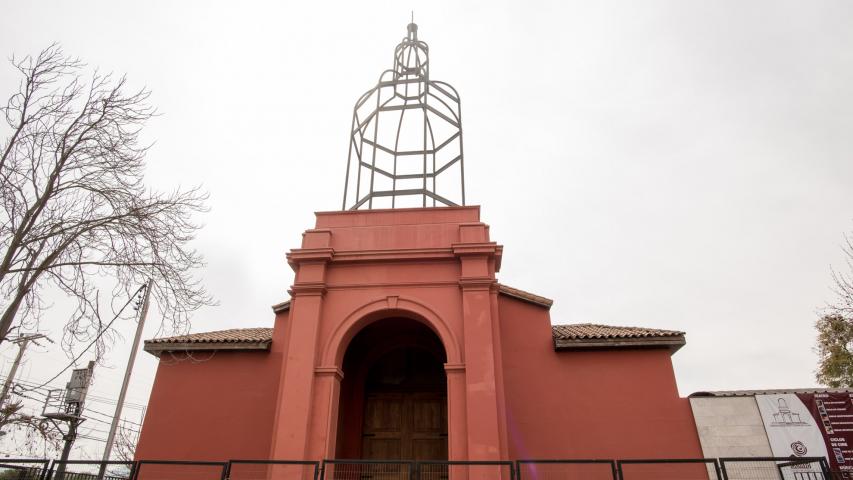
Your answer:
815,313 -> 853,388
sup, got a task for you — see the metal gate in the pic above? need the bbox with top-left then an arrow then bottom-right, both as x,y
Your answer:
226,460 -> 319,480
0,460 -> 50,480
719,457 -> 828,480
417,460 -> 514,480
320,460 -> 413,480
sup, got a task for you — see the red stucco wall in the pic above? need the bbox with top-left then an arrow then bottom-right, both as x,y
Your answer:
498,295 -> 703,459
134,346 -> 282,461
134,207 -> 702,462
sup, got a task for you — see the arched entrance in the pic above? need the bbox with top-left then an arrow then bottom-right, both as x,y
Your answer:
335,317 -> 448,460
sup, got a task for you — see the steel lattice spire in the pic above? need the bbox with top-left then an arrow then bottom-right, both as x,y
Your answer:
342,23 -> 465,210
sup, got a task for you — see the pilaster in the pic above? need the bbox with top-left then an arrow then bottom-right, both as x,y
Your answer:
270,232 -> 334,460
452,223 -> 507,460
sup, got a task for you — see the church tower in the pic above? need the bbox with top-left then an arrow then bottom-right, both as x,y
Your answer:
342,22 -> 465,210
270,23 -> 507,463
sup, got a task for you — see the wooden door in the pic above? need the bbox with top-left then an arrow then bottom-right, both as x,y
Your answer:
362,391 -> 447,460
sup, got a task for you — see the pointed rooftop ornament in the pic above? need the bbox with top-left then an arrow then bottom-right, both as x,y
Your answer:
342,23 -> 465,210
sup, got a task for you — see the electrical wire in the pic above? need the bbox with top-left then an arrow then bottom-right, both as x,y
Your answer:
17,283 -> 147,393
2,370 -> 150,410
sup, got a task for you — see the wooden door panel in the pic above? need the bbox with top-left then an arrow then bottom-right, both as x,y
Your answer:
361,392 -> 447,460
364,394 -> 404,432
411,396 -> 443,433
362,437 -> 402,460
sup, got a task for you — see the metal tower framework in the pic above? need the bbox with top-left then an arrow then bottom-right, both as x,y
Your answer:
342,22 -> 465,210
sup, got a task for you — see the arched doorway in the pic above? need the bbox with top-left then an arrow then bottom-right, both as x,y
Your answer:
336,317 -> 448,460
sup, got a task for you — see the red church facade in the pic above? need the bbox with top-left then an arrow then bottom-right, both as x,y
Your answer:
136,206 -> 703,462
135,22 -> 705,466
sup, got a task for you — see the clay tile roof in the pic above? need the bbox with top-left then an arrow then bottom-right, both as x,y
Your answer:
552,323 -> 685,353
497,284 -> 553,308
552,324 -> 684,340
143,327 -> 273,357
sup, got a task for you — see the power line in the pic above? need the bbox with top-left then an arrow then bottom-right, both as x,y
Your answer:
0,379 -> 144,434
5,388 -> 143,430
85,409 -> 143,428
18,284 -> 146,394
80,414 -> 141,432
2,375 -> 148,410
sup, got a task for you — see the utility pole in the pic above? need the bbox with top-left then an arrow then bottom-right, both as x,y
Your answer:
56,407 -> 82,479
46,360 -> 94,480
0,334 -> 49,409
100,279 -> 152,469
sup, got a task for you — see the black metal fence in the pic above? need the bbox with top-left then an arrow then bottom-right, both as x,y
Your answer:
617,458 -> 722,480
47,461 -> 134,480
517,459 -> 616,480
133,460 -> 227,480
719,457 -> 829,480
0,460 -> 50,480
321,460 -> 412,480
417,460 -> 514,480
0,458 -> 840,480
227,460 -> 319,480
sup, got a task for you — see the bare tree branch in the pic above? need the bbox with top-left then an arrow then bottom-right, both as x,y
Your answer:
0,400 -> 62,456
0,44 -> 213,354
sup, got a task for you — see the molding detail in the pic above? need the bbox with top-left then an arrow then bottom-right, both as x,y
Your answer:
321,296 -> 463,366
315,366 -> 345,380
288,282 -> 327,297
386,296 -> 399,309
451,242 -> 499,256
444,363 -> 465,372
458,277 -> 495,290
287,247 -> 335,265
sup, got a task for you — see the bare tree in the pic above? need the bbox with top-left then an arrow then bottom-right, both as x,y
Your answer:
0,44 -> 212,351
0,400 -> 61,456
112,419 -> 139,463
832,231 -> 853,318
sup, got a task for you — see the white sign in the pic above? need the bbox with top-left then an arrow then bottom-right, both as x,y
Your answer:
756,394 -> 828,477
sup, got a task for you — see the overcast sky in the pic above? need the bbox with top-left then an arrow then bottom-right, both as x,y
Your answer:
1,0 -> 852,460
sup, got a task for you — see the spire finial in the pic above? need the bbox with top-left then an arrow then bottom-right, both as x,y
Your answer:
407,13 -> 418,40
